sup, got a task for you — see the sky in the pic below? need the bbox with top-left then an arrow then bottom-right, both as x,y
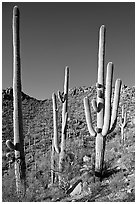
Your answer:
2,2 -> 135,100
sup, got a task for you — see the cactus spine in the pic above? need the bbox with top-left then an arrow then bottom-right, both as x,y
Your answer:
83,25 -> 122,177
51,67 -> 69,184
6,6 -> 26,196
120,105 -> 127,144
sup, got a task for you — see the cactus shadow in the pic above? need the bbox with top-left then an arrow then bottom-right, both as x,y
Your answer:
95,165 -> 121,182
101,166 -> 121,179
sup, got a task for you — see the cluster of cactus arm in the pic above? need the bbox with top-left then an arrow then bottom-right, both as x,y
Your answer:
83,25 -> 122,176
51,67 -> 69,184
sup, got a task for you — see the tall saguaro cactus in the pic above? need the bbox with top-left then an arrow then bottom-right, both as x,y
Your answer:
51,67 -> 69,184
58,67 -> 69,178
83,25 -> 122,177
6,6 -> 26,196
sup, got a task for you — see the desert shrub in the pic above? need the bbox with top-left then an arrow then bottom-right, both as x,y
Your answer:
109,172 -> 126,192
2,168 -> 19,202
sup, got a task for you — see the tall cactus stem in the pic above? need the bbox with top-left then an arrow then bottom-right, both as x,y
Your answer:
97,25 -> 106,129
59,66 -> 69,184
12,6 -> 26,196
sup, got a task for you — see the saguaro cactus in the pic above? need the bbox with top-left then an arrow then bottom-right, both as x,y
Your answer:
6,6 -> 26,196
83,25 -> 122,177
58,67 -> 69,178
51,93 -> 59,184
51,67 -> 69,184
120,105 -> 127,144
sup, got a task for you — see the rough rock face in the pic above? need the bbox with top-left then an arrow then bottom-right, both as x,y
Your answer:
2,87 -> 13,100
2,87 -> 36,101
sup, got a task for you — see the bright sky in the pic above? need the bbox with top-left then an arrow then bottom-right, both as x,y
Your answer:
2,2 -> 135,100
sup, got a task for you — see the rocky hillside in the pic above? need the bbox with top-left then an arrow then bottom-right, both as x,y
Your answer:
2,85 -> 135,202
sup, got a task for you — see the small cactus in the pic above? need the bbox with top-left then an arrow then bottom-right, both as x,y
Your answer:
119,104 -> 127,144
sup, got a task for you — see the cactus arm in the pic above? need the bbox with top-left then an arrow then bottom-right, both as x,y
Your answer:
122,105 -> 127,128
102,62 -> 113,136
62,66 -> 69,123
92,99 -> 98,112
61,66 -> 69,145
97,25 -> 106,129
62,112 -> 68,134
83,97 -> 96,137
122,105 -> 124,118
109,79 -> 122,133
58,90 -> 64,103
64,67 -> 69,95
52,93 -> 60,154
6,140 -> 15,150
123,112 -> 127,128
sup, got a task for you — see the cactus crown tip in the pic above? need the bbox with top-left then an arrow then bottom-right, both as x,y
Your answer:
84,96 -> 88,101
100,25 -> 105,29
65,66 -> 69,71
108,61 -> 113,65
117,78 -> 122,82
13,6 -> 19,16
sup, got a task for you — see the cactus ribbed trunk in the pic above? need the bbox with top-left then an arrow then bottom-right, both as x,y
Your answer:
95,25 -> 106,176
51,138 -> 56,184
13,6 -> 26,196
95,134 -> 106,176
